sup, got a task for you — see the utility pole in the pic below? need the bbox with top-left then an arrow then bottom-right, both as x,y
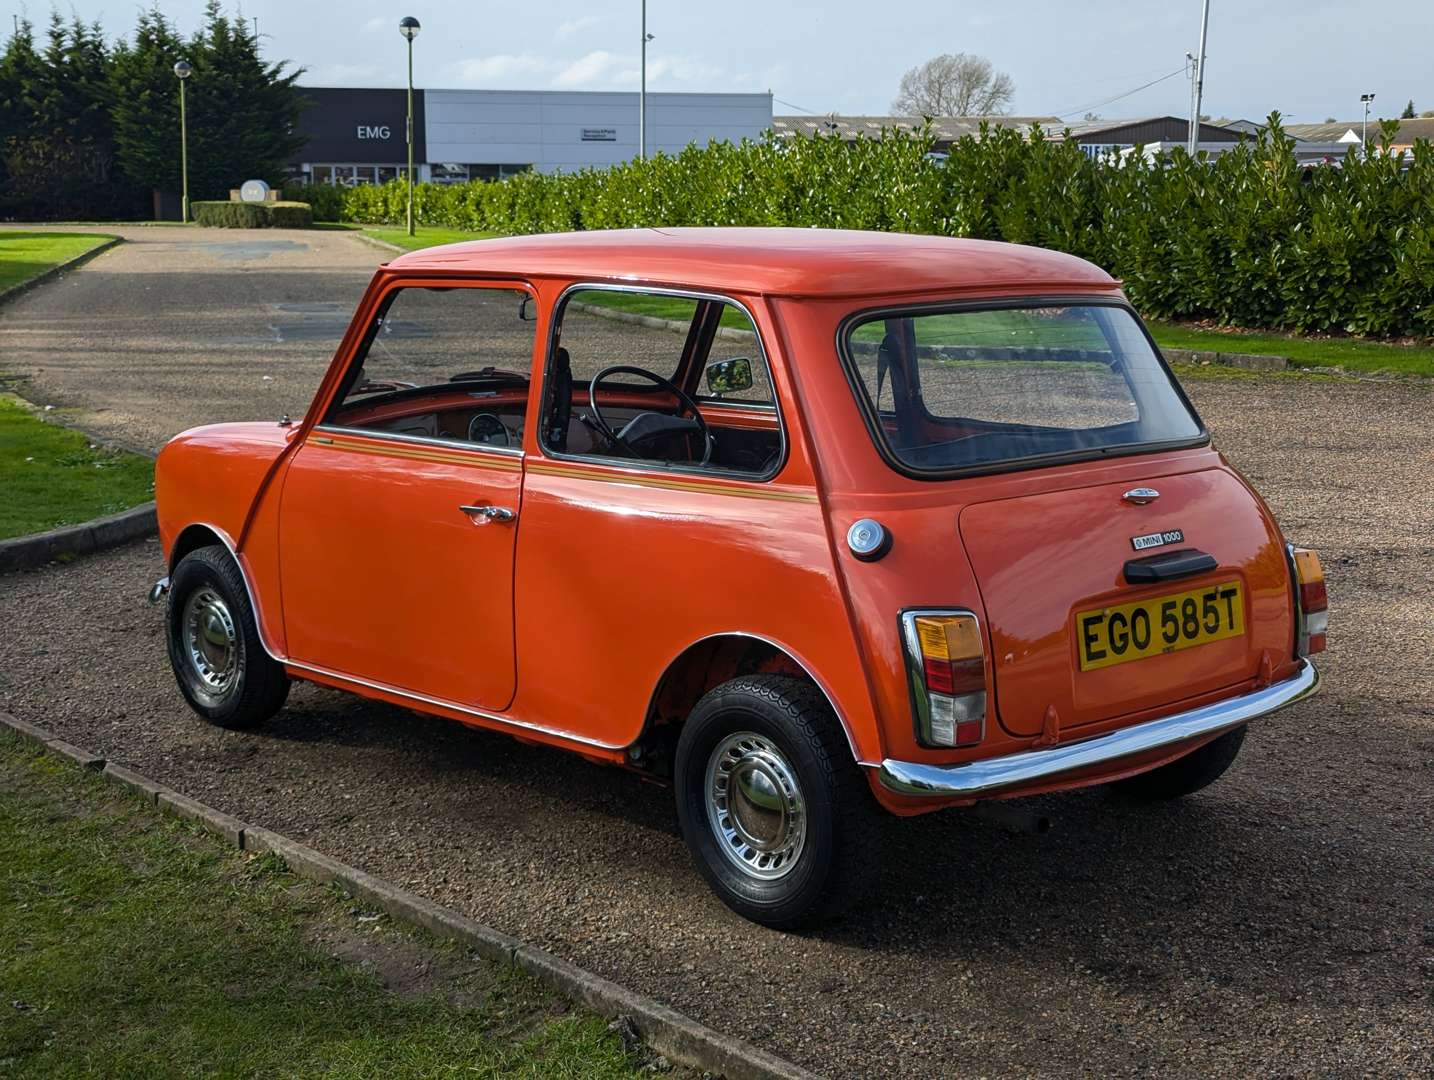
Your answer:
639,1 -> 654,160
1187,0 -> 1210,155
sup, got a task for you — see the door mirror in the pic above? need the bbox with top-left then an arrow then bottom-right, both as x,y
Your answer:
705,357 -> 753,397
518,295 -> 536,322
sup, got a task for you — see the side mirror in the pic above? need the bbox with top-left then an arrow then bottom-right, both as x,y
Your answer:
518,296 -> 536,322
705,357 -> 753,397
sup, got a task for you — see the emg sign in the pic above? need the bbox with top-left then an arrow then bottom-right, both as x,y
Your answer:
357,124 -> 392,140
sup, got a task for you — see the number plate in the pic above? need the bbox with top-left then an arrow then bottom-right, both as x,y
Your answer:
1076,580 -> 1245,672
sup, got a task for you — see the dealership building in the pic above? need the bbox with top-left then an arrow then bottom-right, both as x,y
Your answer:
289,87 -> 773,184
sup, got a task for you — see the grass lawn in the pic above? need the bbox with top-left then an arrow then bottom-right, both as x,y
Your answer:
1148,319 -> 1434,377
0,231 -> 114,294
0,733 -> 658,1078
358,226 -> 503,252
0,396 -> 154,539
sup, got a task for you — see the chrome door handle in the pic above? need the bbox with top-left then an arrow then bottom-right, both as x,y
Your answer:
458,504 -> 516,524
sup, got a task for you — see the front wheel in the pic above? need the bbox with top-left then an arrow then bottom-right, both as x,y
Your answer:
166,545 -> 289,729
1110,724 -> 1247,800
674,675 -> 881,928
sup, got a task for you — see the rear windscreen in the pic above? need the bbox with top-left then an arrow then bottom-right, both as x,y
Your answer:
841,303 -> 1203,474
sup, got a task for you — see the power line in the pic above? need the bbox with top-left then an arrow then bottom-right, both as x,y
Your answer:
1054,66 -> 1188,120
774,97 -> 822,116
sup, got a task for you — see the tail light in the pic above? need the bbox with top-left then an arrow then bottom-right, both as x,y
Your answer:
901,610 -> 987,747
1288,545 -> 1327,656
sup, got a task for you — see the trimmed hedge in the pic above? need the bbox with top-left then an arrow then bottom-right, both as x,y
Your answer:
298,115 -> 1434,336
191,200 -> 313,228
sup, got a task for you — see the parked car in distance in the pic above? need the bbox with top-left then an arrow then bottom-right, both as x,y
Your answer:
151,228 -> 1325,927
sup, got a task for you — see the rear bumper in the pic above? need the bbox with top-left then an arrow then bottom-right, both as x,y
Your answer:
877,660 -> 1318,798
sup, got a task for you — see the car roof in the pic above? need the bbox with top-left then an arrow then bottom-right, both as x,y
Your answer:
384,227 -> 1119,299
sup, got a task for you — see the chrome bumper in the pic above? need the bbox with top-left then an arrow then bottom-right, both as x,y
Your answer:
147,576 -> 170,605
877,660 -> 1319,798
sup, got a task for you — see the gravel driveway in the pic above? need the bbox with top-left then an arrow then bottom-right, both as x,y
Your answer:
1,230 -> 1431,1077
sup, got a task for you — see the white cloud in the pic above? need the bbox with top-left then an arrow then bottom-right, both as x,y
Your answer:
451,53 -> 555,84
555,15 -> 606,39
552,50 -> 625,87
308,63 -> 382,83
361,16 -> 386,34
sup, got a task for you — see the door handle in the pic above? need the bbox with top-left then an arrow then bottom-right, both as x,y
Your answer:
459,504 -> 516,524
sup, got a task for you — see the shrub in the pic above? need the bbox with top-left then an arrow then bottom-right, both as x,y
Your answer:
191,199 -> 313,228
301,114 -> 1434,337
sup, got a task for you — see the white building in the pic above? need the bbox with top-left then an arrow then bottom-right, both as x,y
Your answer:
291,87 -> 773,185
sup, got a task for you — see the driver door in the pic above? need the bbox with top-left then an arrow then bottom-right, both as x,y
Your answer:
278,281 -> 534,711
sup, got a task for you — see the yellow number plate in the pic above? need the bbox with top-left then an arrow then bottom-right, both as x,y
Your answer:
1076,580 -> 1245,672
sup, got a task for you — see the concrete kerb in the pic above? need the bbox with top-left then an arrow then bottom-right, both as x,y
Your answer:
0,710 -> 820,1080
0,234 -> 122,310
0,502 -> 158,574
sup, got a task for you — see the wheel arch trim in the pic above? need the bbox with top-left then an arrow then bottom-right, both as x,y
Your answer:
169,521 -> 286,663
644,631 -> 876,767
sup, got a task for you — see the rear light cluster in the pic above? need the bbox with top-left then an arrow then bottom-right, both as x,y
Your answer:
901,611 -> 987,747
1289,546 -> 1328,656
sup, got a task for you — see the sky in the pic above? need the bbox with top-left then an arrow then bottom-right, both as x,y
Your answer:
6,0 -> 1431,124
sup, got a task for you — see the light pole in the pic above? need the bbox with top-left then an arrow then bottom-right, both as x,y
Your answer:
1360,92 -> 1376,159
1187,0 -> 1210,155
399,16 -> 421,236
639,1 -> 654,160
174,60 -> 192,223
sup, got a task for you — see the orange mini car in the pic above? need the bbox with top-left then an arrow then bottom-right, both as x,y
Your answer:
151,228 -> 1325,926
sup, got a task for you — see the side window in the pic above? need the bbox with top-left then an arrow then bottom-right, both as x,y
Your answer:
325,285 -> 534,449
541,288 -> 781,477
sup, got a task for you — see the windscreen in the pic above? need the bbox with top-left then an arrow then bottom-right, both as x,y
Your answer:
842,303 -> 1203,474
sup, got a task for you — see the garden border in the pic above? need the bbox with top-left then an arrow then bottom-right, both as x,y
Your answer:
0,710 -> 821,1080
0,502 -> 158,574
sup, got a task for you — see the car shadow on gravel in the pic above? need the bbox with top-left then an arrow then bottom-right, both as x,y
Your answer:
253,687 -> 1420,1011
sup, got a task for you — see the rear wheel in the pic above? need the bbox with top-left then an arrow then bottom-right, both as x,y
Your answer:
166,545 -> 289,729
1111,724 -> 1246,800
674,675 -> 881,928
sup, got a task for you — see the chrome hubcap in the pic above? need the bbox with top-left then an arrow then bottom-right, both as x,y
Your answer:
183,587 -> 238,696
705,732 -> 806,881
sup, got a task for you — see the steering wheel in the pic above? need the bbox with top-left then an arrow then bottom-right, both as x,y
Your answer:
587,365 -> 712,466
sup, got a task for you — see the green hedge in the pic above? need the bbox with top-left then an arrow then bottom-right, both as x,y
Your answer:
191,200 -> 313,228
300,115 -> 1434,336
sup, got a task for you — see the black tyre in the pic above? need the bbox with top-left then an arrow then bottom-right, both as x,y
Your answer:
166,545 -> 289,729
674,675 -> 881,928
1110,724 -> 1247,800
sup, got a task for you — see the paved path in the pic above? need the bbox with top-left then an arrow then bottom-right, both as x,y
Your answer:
0,225 -> 384,451
1,228 -> 1430,1076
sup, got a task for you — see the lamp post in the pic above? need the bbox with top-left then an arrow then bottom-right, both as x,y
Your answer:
1360,92 -> 1376,159
399,16 -> 421,236
639,1 -> 654,160
174,60 -> 192,223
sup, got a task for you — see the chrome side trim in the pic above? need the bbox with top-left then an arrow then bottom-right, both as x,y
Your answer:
876,660 -> 1318,798
282,658 -> 623,750
312,424 -> 526,459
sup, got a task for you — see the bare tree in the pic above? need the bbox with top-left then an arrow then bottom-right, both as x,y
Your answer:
891,53 -> 1015,116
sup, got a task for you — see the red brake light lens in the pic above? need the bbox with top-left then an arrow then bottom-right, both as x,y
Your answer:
1290,547 -> 1327,656
906,613 -> 987,748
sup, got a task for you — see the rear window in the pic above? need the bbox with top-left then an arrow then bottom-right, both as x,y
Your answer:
841,302 -> 1203,475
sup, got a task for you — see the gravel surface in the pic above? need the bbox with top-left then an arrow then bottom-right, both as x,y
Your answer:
1,231 -> 1431,1077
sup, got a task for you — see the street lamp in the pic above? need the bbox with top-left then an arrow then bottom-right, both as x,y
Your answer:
399,16 -> 420,236
174,60 -> 192,223
639,1 -> 654,160
1360,92 -> 1376,159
